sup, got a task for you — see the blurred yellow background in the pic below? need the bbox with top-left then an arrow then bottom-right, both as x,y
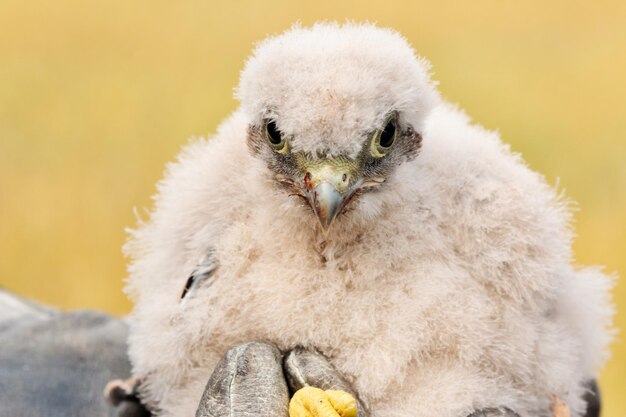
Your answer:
0,0 -> 624,415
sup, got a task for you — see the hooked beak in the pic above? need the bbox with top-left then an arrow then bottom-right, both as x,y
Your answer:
303,163 -> 360,235
309,182 -> 343,232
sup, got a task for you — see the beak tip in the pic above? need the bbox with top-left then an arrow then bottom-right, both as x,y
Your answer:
309,183 -> 343,234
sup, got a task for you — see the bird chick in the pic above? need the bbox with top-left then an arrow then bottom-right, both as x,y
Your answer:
124,23 -> 613,417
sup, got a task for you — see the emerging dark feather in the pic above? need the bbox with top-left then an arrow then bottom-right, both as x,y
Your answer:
181,250 -> 218,300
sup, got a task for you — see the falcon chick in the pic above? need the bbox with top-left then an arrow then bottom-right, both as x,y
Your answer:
124,23 -> 613,417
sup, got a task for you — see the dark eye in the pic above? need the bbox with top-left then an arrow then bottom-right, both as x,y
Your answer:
266,120 -> 282,145
370,118 -> 397,158
265,120 -> 289,154
379,120 -> 396,148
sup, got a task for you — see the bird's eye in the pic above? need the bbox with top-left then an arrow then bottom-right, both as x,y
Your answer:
265,120 -> 288,154
379,121 -> 396,148
266,120 -> 282,144
370,119 -> 397,157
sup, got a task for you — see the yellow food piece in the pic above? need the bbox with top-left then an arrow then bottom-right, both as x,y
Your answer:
289,386 -> 358,417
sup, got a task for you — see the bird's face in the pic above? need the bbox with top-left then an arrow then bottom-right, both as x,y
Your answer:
247,112 -> 422,234
238,23 -> 438,235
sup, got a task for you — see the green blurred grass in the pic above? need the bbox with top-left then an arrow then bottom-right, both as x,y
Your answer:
0,1 -> 624,415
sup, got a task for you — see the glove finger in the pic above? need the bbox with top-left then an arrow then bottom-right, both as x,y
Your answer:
196,342 -> 289,417
283,348 -> 368,417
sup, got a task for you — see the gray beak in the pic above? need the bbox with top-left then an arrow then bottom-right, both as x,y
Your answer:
308,182 -> 343,233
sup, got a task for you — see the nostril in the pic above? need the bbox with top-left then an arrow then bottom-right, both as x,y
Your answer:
342,173 -> 348,183
304,172 -> 313,190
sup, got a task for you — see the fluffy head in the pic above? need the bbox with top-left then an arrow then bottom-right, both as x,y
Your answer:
237,23 -> 440,232
238,23 -> 438,156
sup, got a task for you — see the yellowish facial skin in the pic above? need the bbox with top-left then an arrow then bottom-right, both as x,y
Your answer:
289,386 -> 358,417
